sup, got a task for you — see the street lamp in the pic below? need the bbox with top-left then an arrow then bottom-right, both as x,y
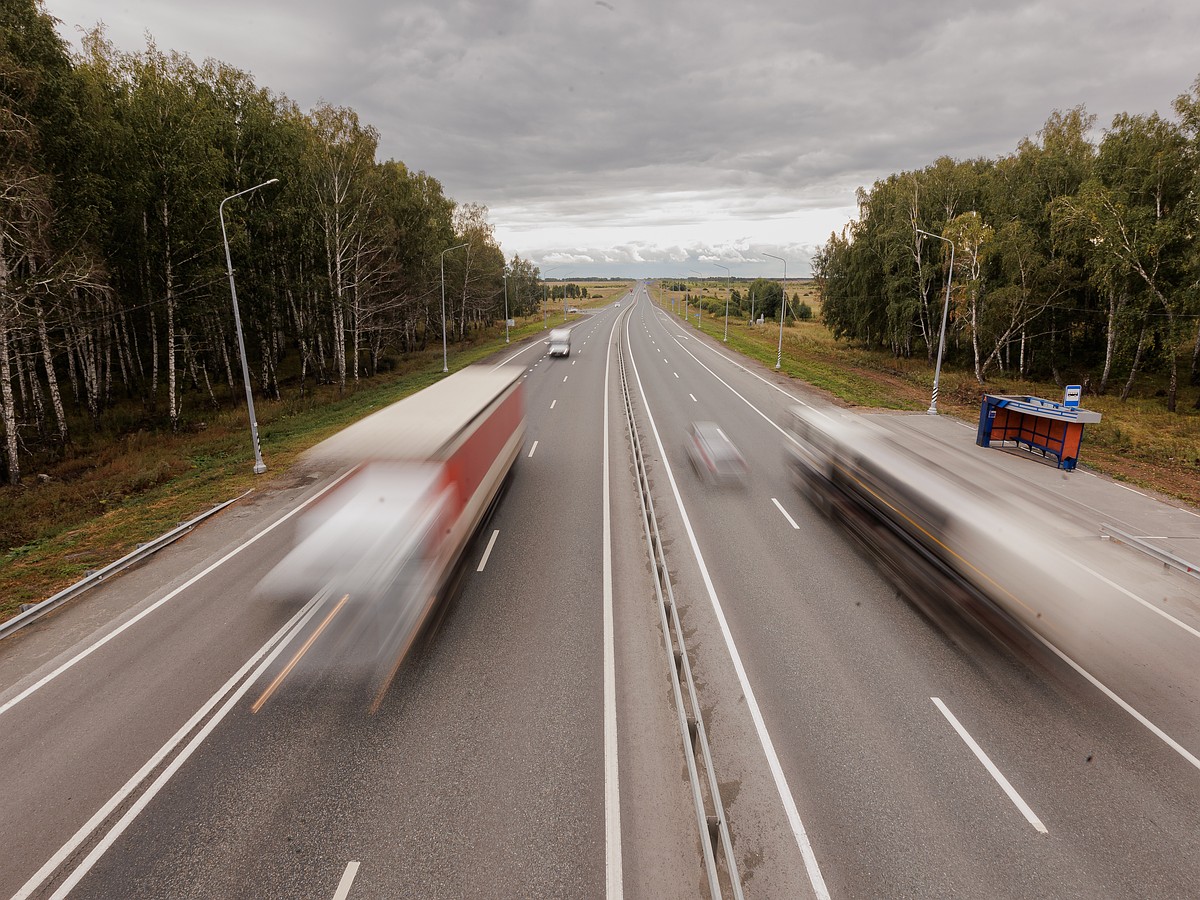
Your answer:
503,272 -> 510,344
690,270 -> 703,326
541,264 -> 565,326
915,228 -> 955,415
763,252 -> 787,370
441,242 -> 469,373
219,177 -> 277,475
715,263 -> 730,342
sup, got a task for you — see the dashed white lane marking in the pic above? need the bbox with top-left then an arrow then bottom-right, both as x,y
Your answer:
673,372 -> 679,379
550,400 -> 557,409
932,698 -> 1047,833
333,861 -> 360,900
476,529 -> 501,572
689,394 -> 697,402
563,375 -> 569,382
572,360 -> 576,365
771,498 -> 800,529
528,440 -> 539,458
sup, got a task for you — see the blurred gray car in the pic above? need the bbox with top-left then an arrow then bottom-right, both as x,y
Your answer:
686,421 -> 748,484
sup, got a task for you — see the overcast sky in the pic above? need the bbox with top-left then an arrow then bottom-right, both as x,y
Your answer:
43,0 -> 1200,278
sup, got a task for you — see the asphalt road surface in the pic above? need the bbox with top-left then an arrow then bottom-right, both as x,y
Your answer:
2,284 -> 1198,898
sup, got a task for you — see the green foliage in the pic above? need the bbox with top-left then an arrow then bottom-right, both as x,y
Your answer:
815,95 -> 1200,412
0,9 -> 509,485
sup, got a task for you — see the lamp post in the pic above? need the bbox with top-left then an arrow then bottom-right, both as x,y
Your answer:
541,264 -> 564,327
690,269 -> 703,326
440,242 -> 469,373
219,177 -> 277,475
501,271 -> 511,345
763,252 -> 787,369
915,228 -> 955,415
715,263 -> 730,342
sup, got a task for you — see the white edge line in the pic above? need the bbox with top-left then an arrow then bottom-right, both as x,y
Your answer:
771,498 -> 801,530
0,469 -> 356,719
1071,559 -> 1200,641
1031,629 -> 1200,771
625,313 -> 829,899
17,593 -> 326,900
931,697 -> 1047,833
603,304 -> 624,898
332,861 -> 361,900
528,440 -> 539,458
476,529 -> 500,572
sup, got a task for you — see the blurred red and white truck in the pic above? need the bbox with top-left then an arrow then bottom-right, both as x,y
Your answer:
258,365 -> 525,667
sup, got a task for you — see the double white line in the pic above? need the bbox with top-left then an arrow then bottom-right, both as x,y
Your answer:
15,590 -> 333,898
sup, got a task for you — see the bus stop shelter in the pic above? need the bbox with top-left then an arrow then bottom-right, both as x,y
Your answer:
976,394 -> 1101,471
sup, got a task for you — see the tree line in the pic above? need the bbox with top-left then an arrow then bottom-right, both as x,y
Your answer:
813,81 -> 1200,412
0,1 -> 545,485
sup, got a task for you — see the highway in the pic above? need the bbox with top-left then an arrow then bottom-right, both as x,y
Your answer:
2,283 -> 1199,898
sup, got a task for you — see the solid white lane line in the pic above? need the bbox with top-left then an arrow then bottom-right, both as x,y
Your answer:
0,470 -> 355,720
932,697 -> 1047,833
1032,630 -> 1200,771
528,440 -> 539,458
31,593 -> 330,900
1071,559 -> 1200,641
332,861 -> 360,900
624,321 -> 829,899
771,498 -> 800,530
1113,482 -> 1147,497
550,400 -> 557,409
476,530 -> 501,572
689,394 -> 697,402
602,307 -> 625,898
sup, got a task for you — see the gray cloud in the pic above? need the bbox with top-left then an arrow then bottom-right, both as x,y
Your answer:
47,0 -> 1200,276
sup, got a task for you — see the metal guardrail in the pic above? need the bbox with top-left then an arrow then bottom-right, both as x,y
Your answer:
0,490 -> 251,642
1100,523 -> 1200,581
619,331 -> 743,899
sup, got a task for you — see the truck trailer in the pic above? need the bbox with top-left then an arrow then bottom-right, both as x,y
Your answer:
259,365 -> 525,672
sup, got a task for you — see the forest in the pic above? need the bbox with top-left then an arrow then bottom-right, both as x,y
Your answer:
0,1 -> 541,486
813,87 -> 1200,413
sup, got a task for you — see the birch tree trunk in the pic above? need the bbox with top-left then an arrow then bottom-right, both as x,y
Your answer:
0,240 -> 20,485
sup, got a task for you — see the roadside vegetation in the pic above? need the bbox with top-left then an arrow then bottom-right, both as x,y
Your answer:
664,280 -> 1200,507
